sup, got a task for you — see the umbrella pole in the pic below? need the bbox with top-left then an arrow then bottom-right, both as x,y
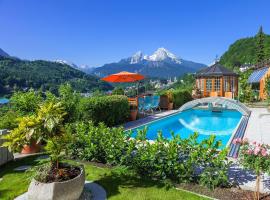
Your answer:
137,81 -> 139,96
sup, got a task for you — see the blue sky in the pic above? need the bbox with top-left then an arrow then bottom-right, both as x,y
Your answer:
0,0 -> 269,67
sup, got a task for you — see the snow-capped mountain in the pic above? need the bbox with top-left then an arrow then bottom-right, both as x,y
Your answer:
55,59 -> 95,73
124,48 -> 181,65
92,48 -> 206,79
55,59 -> 78,68
146,48 -> 181,64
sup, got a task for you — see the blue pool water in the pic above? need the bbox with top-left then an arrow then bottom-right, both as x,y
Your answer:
0,98 -> 9,104
130,109 -> 242,148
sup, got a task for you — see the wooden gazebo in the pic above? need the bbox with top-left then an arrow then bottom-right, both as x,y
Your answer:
194,63 -> 238,99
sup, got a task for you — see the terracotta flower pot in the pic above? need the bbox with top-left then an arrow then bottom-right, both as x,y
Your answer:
130,110 -> 138,121
21,141 -> 41,154
168,102 -> 174,110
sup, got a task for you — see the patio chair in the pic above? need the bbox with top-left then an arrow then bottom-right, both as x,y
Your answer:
143,96 -> 153,112
138,97 -> 145,114
151,95 -> 161,112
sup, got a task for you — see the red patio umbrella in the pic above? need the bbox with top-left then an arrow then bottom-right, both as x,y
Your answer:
101,71 -> 145,95
101,71 -> 145,83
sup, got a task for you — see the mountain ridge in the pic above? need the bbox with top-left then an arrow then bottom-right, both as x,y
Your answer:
0,53 -> 112,95
92,48 -> 206,78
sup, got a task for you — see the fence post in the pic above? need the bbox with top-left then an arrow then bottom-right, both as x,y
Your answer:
0,129 -> 14,166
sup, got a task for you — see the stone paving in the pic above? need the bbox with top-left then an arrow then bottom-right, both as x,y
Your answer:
229,163 -> 270,193
233,107 -> 270,193
245,107 -> 270,144
124,109 -> 179,130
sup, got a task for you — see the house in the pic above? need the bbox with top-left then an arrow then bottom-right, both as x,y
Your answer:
194,63 -> 239,99
248,66 -> 270,100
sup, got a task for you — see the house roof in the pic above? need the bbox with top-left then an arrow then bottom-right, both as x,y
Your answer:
195,63 -> 238,78
248,66 -> 269,83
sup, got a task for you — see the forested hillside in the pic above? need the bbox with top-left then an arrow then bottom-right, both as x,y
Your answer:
220,27 -> 270,69
0,56 -> 112,95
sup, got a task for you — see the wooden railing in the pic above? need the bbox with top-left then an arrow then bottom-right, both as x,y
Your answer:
0,129 -> 14,166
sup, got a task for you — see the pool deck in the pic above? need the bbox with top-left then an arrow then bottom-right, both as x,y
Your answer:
244,107 -> 270,144
124,109 -> 179,130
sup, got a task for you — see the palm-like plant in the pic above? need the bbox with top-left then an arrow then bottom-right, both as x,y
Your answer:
3,102 -> 69,170
2,115 -> 40,152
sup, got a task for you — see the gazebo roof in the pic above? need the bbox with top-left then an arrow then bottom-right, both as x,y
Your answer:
195,63 -> 238,78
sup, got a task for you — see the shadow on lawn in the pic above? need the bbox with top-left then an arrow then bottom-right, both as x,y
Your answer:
94,169 -> 169,198
0,155 -> 42,177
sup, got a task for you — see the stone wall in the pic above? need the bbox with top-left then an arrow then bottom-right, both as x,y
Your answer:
0,129 -> 14,166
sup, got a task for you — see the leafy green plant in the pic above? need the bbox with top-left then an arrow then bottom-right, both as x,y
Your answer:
197,135 -> 231,189
172,89 -> 192,109
68,121 -> 130,165
2,115 -> 40,152
58,83 -> 81,122
0,107 -> 19,130
79,95 -> 129,126
166,89 -> 174,103
239,70 -> 253,103
2,102 -> 69,171
112,87 -> 125,95
10,89 -> 42,115
67,119 -> 231,189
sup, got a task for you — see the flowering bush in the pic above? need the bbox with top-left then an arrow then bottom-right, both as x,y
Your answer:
234,138 -> 270,200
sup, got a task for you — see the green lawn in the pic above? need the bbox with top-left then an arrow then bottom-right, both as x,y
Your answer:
0,156 -> 209,200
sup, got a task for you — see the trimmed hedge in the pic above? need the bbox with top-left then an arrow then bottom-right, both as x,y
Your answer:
79,95 -> 129,126
172,89 -> 192,109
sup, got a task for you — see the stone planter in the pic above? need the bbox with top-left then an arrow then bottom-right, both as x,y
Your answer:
27,166 -> 85,200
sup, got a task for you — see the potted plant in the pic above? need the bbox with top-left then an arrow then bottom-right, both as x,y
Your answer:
234,138 -> 270,200
2,102 -> 85,200
2,115 -> 41,154
130,104 -> 138,121
166,90 -> 174,110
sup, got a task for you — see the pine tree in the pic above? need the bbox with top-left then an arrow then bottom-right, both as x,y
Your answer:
256,26 -> 265,64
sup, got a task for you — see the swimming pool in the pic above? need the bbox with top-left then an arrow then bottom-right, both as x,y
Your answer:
130,109 -> 242,149
0,98 -> 9,104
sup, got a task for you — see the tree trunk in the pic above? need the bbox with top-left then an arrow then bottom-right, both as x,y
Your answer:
255,173 -> 260,200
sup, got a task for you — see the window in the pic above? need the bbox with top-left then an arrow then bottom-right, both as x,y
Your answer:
214,77 -> 220,91
206,79 -> 212,92
231,77 -> 235,92
200,79 -> 204,91
224,77 -> 230,92
197,79 -> 201,89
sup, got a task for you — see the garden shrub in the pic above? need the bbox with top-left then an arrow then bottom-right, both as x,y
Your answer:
0,108 -> 19,130
10,89 -> 42,115
68,121 -> 231,189
79,95 -> 129,126
112,87 -> 125,95
172,89 -> 192,109
68,122 -> 130,165
158,89 -> 192,109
